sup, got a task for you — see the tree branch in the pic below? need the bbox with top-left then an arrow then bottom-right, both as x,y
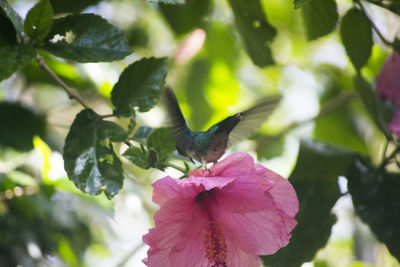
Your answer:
354,0 -> 394,47
35,55 -> 91,109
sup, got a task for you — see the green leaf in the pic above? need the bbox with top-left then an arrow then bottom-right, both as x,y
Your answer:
63,109 -> 127,199
0,12 -> 17,43
0,102 -> 45,151
123,146 -> 149,169
293,0 -> 312,9
147,127 -> 175,166
24,0 -> 53,44
340,8 -> 372,71
146,148 -> 159,169
262,140 -> 355,267
0,41 -> 36,81
124,128 -> 175,170
44,14 -> 131,62
127,109 -> 137,135
0,0 -> 25,41
228,0 -> 276,67
347,158 -> 400,261
111,57 -> 168,114
159,0 -> 211,35
49,0 -> 102,14
98,120 -> 128,141
354,74 -> 392,138
133,126 -> 154,143
301,0 -> 338,40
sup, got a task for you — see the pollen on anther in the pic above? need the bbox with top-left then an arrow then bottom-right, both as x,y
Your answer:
204,220 -> 227,267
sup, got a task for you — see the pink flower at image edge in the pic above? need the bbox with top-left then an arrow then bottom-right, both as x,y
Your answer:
389,110 -> 400,139
143,152 -> 299,267
377,52 -> 400,106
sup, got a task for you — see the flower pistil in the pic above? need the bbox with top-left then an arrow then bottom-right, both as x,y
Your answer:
205,220 -> 227,267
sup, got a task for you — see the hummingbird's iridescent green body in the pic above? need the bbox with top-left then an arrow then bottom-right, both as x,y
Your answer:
164,87 -> 281,166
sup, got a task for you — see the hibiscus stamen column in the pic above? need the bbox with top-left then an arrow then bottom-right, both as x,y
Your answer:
198,190 -> 228,267
205,221 -> 227,267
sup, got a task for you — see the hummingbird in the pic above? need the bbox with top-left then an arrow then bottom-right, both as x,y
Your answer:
163,87 -> 281,168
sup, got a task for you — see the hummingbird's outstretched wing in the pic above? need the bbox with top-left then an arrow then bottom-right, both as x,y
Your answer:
162,86 -> 187,141
228,95 -> 282,146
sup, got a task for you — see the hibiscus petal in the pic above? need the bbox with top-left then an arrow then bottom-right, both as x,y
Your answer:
263,168 -> 299,217
214,175 -> 296,255
152,176 -> 185,205
209,152 -> 256,177
185,176 -> 236,191
218,208 -> 292,255
143,197 -> 209,267
224,238 -> 261,267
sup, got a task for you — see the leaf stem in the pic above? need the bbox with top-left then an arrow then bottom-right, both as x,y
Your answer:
354,0 -> 394,47
165,162 -> 187,174
101,114 -> 115,118
379,145 -> 400,168
35,55 -> 91,109
363,0 -> 400,16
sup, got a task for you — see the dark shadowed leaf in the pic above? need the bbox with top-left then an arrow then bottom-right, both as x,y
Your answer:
0,0 -> 24,40
301,0 -> 338,40
340,8 -> 372,71
262,140 -> 355,267
347,158 -> 400,261
228,0 -> 276,67
0,102 -> 45,151
133,126 -> 154,143
24,0 -> 53,44
44,14 -> 131,62
0,42 -> 36,81
354,74 -> 392,138
294,0 -> 312,9
63,109 -> 127,199
0,13 -> 17,43
111,57 -> 168,114
50,0 -> 102,14
159,0 -> 211,35
123,146 -> 149,169
125,25 -> 149,48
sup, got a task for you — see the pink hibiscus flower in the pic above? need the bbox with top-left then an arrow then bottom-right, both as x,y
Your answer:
377,52 -> 400,106
143,152 -> 299,267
